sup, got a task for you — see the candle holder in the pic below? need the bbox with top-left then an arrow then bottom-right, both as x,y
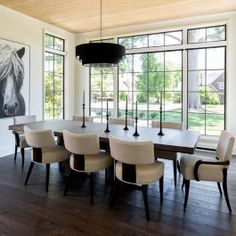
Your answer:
81,103 -> 86,128
123,109 -> 129,131
133,117 -> 139,136
104,114 -> 110,133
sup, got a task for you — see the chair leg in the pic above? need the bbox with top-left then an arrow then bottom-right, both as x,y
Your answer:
20,148 -> 25,170
110,178 -> 118,208
222,169 -> 232,213
14,145 -> 18,162
177,160 -> 181,174
24,162 -> 34,185
46,164 -> 50,192
159,176 -> 164,204
173,160 -> 177,187
182,178 -> 185,190
184,179 -> 190,211
64,171 -> 72,196
142,185 -> 150,221
90,173 -> 94,204
217,182 -> 222,195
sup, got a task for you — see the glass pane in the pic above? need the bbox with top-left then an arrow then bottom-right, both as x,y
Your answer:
90,108 -> 102,122
165,71 -> 182,91
188,49 -> 205,70
118,37 -> 133,49
133,54 -> 148,72
188,113 -> 205,134
119,73 -> 132,91
149,72 -> 164,91
119,55 -> 132,73
165,112 -> 182,122
188,71 -> 205,92
165,31 -> 182,45
54,73 -> 63,92
45,34 -> 53,49
90,67 -> 101,75
207,47 -> 225,69
91,92 -> 101,108
44,53 -> 53,72
149,33 -> 164,47
188,92 -> 205,112
206,93 -> 224,114
102,97 -> 114,116
206,114 -> 224,135
207,26 -> 225,42
165,51 -> 182,71
134,73 -> 148,91
188,28 -> 206,43
206,70 -> 224,92
149,91 -> 162,106
149,52 -> 164,71
91,75 -> 102,90
54,92 -> 63,108
133,35 -> 148,48
165,92 -> 182,112
54,55 -> 63,73
103,74 -> 113,91
54,37 -> 64,51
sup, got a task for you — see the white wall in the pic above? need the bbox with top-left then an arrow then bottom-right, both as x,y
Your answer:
75,12 -> 236,153
0,6 -> 75,157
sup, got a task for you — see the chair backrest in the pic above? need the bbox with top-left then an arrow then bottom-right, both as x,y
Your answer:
216,130 -> 235,161
109,135 -> 154,165
24,126 -> 55,148
151,121 -> 183,130
13,115 -> 36,125
109,117 -> 134,126
73,115 -> 93,122
63,130 -> 99,155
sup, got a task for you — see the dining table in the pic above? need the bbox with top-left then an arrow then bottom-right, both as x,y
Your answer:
9,119 -> 200,157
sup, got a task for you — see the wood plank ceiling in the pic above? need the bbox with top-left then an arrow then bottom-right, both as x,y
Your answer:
0,0 -> 236,33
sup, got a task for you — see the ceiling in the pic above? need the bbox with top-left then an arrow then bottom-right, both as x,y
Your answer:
0,0 -> 236,34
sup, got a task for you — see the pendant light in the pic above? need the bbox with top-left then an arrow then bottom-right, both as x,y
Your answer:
76,0 -> 125,67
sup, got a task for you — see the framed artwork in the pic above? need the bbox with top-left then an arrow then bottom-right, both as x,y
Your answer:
0,38 -> 30,118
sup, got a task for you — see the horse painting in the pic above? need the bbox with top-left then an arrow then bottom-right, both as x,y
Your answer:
0,44 -> 26,118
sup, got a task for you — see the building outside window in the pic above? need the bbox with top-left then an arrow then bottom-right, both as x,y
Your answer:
44,33 -> 65,119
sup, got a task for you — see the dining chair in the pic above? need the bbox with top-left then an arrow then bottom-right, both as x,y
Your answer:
180,130 -> 235,212
24,126 -> 67,192
109,135 -> 164,221
73,115 -> 93,122
63,130 -> 113,204
151,121 -> 183,187
109,117 -> 134,126
12,115 -> 36,169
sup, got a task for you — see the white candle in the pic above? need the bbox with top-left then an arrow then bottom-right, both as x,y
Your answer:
83,90 -> 85,104
135,100 -> 138,118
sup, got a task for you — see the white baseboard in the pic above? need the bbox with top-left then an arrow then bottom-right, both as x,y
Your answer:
0,146 -> 14,158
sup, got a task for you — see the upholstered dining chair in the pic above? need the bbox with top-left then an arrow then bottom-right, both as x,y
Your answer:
24,126 -> 67,192
151,121 -> 183,187
72,115 -> 93,122
109,117 -> 134,126
109,135 -> 164,220
180,130 -> 235,212
63,130 -> 113,204
12,115 -> 36,169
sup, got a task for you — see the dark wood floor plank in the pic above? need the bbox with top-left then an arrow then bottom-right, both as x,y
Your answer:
0,152 -> 236,235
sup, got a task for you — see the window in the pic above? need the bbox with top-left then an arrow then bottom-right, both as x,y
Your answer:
89,39 -> 115,122
44,34 -> 65,119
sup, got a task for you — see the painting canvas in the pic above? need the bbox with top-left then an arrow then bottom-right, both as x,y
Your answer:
0,38 -> 30,118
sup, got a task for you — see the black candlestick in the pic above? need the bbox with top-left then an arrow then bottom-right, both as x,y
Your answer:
81,103 -> 86,128
133,101 -> 139,136
104,114 -> 110,133
158,92 -> 164,136
123,95 -> 129,131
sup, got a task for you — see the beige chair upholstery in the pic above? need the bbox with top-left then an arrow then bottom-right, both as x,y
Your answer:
151,120 -> 183,187
109,135 -> 164,220
63,130 -> 113,204
24,126 -> 67,192
73,115 -> 93,122
12,115 -> 36,169
180,130 -> 235,212
109,117 -> 134,126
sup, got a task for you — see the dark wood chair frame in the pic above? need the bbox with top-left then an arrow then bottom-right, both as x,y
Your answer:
13,131 -> 25,169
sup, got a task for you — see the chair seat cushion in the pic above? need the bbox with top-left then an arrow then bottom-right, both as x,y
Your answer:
32,145 -> 67,164
180,154 -> 225,182
70,152 -> 113,173
116,161 -> 164,185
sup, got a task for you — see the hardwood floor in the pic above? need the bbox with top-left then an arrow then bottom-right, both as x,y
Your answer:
0,151 -> 236,236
